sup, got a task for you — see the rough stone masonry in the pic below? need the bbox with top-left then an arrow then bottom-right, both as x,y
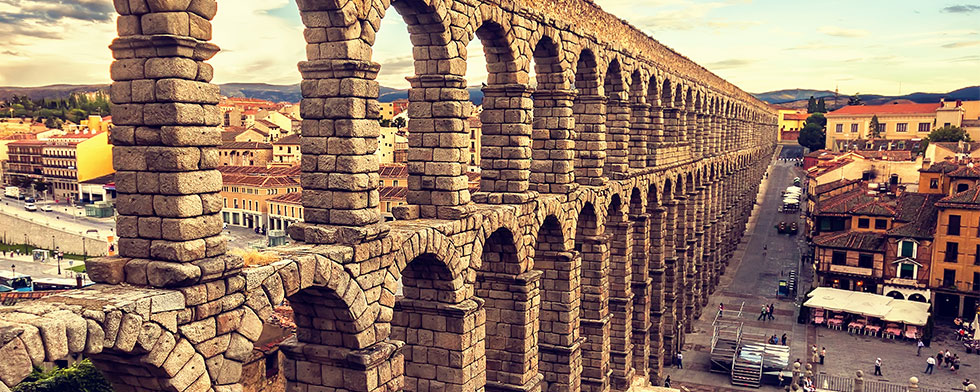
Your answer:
0,0 -> 777,391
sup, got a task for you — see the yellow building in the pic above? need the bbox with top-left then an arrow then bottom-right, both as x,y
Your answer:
777,109 -> 807,142
271,134 -> 301,167
826,103 -> 944,150
931,186 -> 980,318
379,102 -> 395,122
41,131 -> 114,202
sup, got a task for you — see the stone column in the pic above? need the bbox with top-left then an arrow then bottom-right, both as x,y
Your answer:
682,192 -> 697,330
662,200 -> 680,363
531,89 -> 577,194
392,298 -> 487,391
629,103 -> 650,170
294,58 -> 389,244
629,213 -> 651,384
574,95 -> 608,186
579,233 -> 611,392
647,101 -> 664,168
646,207 -> 667,383
477,84 -> 535,204
110,0 -> 226,265
538,251 -> 583,392
398,75 -> 473,220
281,337 -> 404,392
479,271 -> 544,392
604,96 -> 630,178
607,217 -> 634,391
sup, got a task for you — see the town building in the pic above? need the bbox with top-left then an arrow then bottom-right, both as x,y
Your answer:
41,131 -> 114,202
925,141 -> 980,164
222,127 -> 269,143
271,134 -> 301,167
78,173 -> 116,204
777,108 -> 807,142
826,101 -> 980,151
804,150 -> 922,192
930,178 -> 980,318
219,142 -> 273,167
3,139 -> 46,191
266,191 -> 303,246
468,116 -> 482,172
218,165 -> 301,230
811,185 -> 940,301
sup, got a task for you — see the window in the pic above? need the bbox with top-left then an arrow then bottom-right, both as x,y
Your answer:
899,240 -> 917,258
875,219 -> 888,230
896,123 -> 908,133
918,123 -> 931,133
858,253 -> 874,268
831,251 -> 847,265
851,123 -> 859,133
945,241 -> 959,262
877,123 -> 886,134
942,269 -> 956,287
957,183 -> 969,193
898,263 -> 916,280
974,272 -> 980,291
393,180 -> 400,187
944,122 -> 951,128
858,218 -> 870,228
930,178 -> 939,189
976,244 -> 980,265
948,215 -> 961,235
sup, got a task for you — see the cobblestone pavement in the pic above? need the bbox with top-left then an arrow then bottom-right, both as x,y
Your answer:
660,152 -> 977,392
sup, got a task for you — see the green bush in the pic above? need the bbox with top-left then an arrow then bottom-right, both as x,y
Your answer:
13,360 -> 112,392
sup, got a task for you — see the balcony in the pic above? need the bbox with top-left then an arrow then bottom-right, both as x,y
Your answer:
828,264 -> 874,277
933,278 -> 980,293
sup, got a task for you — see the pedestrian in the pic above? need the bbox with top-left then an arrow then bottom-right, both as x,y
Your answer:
874,357 -> 882,376
963,379 -> 972,390
917,339 -> 924,356
758,305 -> 767,321
944,350 -> 952,366
952,355 -> 960,373
778,371 -> 785,387
781,333 -> 788,345
676,352 -> 683,369
925,356 -> 935,374
820,347 -> 826,365
664,376 -> 671,388
768,303 -> 776,320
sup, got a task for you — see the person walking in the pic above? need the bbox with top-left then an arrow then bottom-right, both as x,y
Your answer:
944,350 -> 952,367
917,339 -> 924,356
874,357 -> 882,376
663,376 -> 671,388
924,356 -> 935,374
758,305 -> 767,321
820,347 -> 826,365
781,333 -> 788,345
937,351 -> 944,367
768,304 -> 776,320
676,352 -> 683,369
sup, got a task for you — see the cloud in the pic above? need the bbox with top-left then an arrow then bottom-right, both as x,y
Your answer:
0,0 -> 113,24
942,40 -> 980,48
818,26 -> 869,38
941,4 -> 980,13
706,58 -> 756,70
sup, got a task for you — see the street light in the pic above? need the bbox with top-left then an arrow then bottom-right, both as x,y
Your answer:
55,243 -> 61,276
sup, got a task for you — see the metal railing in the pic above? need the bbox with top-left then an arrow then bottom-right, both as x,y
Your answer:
812,373 -> 957,392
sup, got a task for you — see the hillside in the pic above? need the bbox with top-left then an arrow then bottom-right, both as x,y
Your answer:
758,86 -> 980,110
0,84 -> 109,100
753,89 -> 835,104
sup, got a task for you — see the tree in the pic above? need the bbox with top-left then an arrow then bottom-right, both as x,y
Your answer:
816,97 -> 827,113
927,125 -> 970,143
804,113 -> 827,129
847,93 -> 863,106
869,115 -> 881,139
12,359 -> 112,392
392,116 -> 407,129
798,123 -> 826,151
807,96 -> 817,113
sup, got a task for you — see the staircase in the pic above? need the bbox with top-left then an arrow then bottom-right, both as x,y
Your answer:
731,354 -> 763,388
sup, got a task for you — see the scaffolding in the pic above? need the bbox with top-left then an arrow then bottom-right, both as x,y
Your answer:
709,302 -> 791,388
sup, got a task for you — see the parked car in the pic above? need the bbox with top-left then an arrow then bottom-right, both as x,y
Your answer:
24,202 -> 37,211
39,205 -> 52,212
776,222 -> 787,234
788,222 -> 798,234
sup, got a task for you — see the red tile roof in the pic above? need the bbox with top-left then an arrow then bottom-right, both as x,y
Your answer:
784,113 -> 808,121
269,191 -> 302,205
379,164 -> 408,178
219,141 -> 272,150
379,186 -> 407,200
826,103 -> 941,116
274,134 -> 300,145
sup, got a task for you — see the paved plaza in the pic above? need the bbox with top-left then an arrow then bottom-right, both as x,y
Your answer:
665,153 -> 977,392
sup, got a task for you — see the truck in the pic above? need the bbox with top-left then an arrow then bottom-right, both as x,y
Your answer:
4,186 -> 19,199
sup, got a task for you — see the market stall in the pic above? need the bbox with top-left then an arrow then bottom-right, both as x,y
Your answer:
804,287 -> 930,340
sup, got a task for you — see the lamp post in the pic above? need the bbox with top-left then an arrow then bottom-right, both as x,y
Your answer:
55,244 -> 61,276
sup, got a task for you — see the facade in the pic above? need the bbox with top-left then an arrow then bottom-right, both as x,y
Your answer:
777,109 -> 807,142
376,126 -> 405,164
926,141 -> 980,163
219,142 -> 273,166
931,185 -> 980,318
468,116 -> 482,172
219,166 -> 301,230
41,131 -> 115,203
3,140 -> 45,190
805,150 -> 923,190
78,173 -> 116,204
826,103 -> 942,150
222,127 -> 269,143
271,134 -> 301,166
267,191 -> 303,245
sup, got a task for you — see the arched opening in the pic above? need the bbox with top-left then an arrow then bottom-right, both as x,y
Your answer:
574,202 -> 610,389
628,70 -> 648,169
909,293 -> 928,302
533,215 -> 581,390
573,50 -> 605,186
603,60 -> 629,176
627,187 -> 651,380
529,36 -> 575,194
473,20 -> 532,199
605,194 -> 633,388
885,291 -> 905,300
392,252 -> 472,391
661,79 -> 677,149
478,227 -> 542,388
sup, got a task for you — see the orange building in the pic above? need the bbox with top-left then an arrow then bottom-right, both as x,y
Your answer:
219,142 -> 273,167
219,166 -> 300,230
931,186 -> 980,318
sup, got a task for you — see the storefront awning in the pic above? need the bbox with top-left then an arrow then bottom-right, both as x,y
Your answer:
804,287 -> 930,325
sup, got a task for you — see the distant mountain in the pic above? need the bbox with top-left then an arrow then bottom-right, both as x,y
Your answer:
0,84 -> 108,100
757,86 -> 980,111
216,83 -> 485,105
753,89 -> 835,104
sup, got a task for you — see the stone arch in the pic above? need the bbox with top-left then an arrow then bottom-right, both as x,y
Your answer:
885,291 -> 905,300
533,214 -> 582,390
388,228 -> 466,305
529,32 -> 577,194
627,69 -> 649,169
470,209 -> 527,276
603,60 -> 630,175
572,201 -> 610,389
573,48 -> 606,186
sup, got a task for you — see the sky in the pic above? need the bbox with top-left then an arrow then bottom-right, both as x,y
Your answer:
0,0 -> 978,97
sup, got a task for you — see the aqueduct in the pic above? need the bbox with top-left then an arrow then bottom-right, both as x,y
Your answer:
0,0 -> 778,391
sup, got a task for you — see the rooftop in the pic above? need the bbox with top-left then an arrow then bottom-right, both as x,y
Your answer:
826,102 -> 942,116
274,134 -> 300,145
813,231 -> 886,252
219,141 -> 272,150
269,191 -> 302,205
218,165 -> 300,188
